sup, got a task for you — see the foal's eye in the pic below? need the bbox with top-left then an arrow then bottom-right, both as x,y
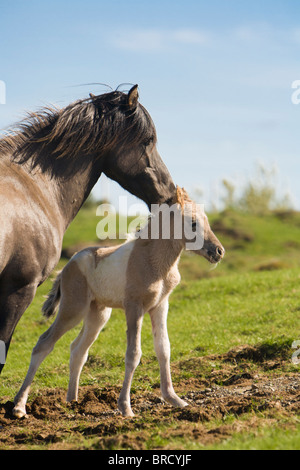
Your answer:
143,137 -> 153,147
192,221 -> 197,230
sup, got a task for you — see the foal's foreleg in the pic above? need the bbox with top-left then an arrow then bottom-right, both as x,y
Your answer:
118,303 -> 144,417
149,299 -> 188,409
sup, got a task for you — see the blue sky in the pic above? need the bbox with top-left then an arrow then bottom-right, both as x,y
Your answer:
1,0 -> 300,211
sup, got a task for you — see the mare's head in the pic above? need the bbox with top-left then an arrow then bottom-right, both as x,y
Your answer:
174,186 -> 225,264
90,85 -> 175,207
3,85 -> 175,208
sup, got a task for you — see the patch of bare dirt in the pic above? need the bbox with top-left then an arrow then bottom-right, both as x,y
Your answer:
1,346 -> 300,450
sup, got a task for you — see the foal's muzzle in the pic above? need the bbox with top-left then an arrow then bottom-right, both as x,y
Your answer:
207,245 -> 225,263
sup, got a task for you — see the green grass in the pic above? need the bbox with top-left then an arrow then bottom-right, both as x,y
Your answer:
170,267 -> 300,357
204,417 -> 300,450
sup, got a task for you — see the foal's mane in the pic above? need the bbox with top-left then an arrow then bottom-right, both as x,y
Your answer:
0,90 -> 155,172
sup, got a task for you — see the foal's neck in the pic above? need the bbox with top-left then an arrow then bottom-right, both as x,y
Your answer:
146,235 -> 184,278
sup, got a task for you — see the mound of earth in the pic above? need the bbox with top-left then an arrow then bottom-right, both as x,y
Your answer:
1,345 -> 299,450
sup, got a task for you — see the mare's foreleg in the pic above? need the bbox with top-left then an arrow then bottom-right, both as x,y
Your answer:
0,282 -> 37,375
118,303 -> 144,417
149,299 -> 188,408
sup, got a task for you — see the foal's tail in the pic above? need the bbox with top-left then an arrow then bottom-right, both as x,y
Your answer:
42,271 -> 62,318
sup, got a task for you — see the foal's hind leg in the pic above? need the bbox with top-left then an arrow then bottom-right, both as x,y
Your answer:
12,293 -> 89,418
67,303 -> 112,402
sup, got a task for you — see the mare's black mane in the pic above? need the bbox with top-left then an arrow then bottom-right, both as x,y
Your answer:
0,90 -> 156,174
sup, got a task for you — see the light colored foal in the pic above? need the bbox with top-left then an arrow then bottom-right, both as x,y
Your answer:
13,187 -> 224,418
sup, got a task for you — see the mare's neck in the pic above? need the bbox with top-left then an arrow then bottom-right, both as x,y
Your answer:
47,155 -> 103,231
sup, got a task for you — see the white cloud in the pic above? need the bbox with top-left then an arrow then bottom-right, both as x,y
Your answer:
111,28 -> 211,52
232,22 -> 300,49
112,30 -> 163,52
233,22 -> 273,43
111,23 -> 300,53
172,29 -> 210,45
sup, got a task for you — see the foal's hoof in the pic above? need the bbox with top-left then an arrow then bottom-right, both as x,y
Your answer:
174,399 -> 189,409
164,395 -> 189,409
121,409 -> 135,418
180,400 -> 189,408
117,401 -> 134,418
12,407 -> 27,419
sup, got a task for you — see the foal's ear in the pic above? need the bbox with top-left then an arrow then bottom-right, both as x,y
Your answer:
176,186 -> 185,208
127,84 -> 139,108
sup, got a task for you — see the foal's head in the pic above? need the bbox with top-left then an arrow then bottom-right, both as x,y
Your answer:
174,187 -> 225,263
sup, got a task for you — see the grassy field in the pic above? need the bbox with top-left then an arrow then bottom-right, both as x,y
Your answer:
1,204 -> 300,450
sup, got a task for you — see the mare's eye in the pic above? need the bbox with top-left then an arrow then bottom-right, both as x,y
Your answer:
192,221 -> 197,230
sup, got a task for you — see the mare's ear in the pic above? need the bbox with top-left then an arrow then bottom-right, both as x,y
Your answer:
176,186 -> 185,208
89,93 -> 96,99
127,84 -> 139,108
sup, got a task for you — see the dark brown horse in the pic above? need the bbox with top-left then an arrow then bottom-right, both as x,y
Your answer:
0,85 -> 175,373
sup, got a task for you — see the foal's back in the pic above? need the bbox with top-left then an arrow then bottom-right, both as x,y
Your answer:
72,239 -> 136,309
